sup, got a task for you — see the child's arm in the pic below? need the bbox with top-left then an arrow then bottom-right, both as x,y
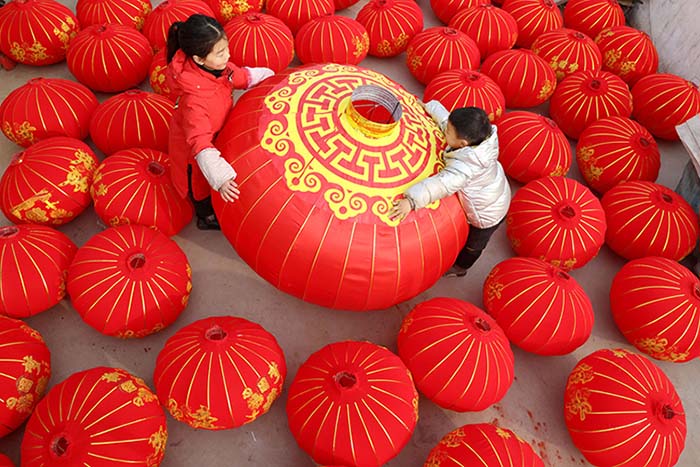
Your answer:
423,100 -> 450,133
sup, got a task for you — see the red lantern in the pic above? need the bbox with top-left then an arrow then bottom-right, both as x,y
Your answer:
483,257 -> 593,355
0,137 -> 98,225
576,116 -> 660,194
0,225 -> 76,319
497,111 -> 571,183
295,15 -> 369,65
224,13 -> 294,73
207,0 -> 262,24
154,316 -> 286,429
0,0 -> 79,66
67,224 -> 192,338
0,78 -> 98,148
334,0 -> 359,9
632,73 -> 700,141
0,316 -> 51,438
502,0 -> 563,48
21,367 -> 167,466
76,0 -> 153,30
406,27 -> 480,85
564,348 -> 686,467
265,0 -> 334,35
142,0 -> 216,52
549,69 -> 633,139
212,64 -> 469,310
148,49 -> 175,101
91,148 -> 193,236
67,23 -> 153,93
424,423 -> 545,467
507,176 -> 606,270
448,4 -> 518,59
0,454 -> 13,466
563,0 -> 624,40
595,25 -> 658,86
356,0 -> 424,58
287,341 -> 418,467
429,0 -> 489,25
398,297 -> 514,411
601,181 -> 699,260
480,49 -> 557,109
424,70 -> 505,121
531,28 -> 602,81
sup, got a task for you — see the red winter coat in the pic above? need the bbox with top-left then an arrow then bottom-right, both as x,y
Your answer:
167,49 -> 249,200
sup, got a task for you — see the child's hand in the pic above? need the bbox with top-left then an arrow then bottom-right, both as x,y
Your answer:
389,198 -> 412,222
219,178 -> 240,203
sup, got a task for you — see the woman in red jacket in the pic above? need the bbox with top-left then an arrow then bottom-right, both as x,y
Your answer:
166,14 -> 274,229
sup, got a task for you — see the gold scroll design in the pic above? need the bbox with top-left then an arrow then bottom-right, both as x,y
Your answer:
59,148 -> 96,193
565,387 -> 593,421
577,145 -> 605,182
147,425 -> 167,466
261,64 -> 444,226
376,33 -> 409,57
635,336 -> 690,362
483,266 -> 503,306
167,399 -> 219,429
10,190 -> 71,224
2,121 -> 37,146
604,49 -> 636,76
242,361 -> 282,423
5,356 -> 50,414
53,17 -> 78,51
134,3 -> 152,31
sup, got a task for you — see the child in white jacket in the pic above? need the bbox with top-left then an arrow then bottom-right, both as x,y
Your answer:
389,101 -> 511,276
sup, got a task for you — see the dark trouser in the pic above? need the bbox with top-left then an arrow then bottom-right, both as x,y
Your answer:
187,164 -> 214,219
455,220 -> 503,269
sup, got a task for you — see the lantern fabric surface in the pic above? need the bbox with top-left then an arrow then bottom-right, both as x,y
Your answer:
0,224 -> 76,318
154,316 -> 286,429
507,176 -> 606,270
429,0 -> 489,25
549,69 -> 633,139
564,348 -> 686,467
424,70 -> 505,121
149,49 -> 174,101
67,23 -> 153,93
76,0 -> 153,30
208,0 -> 262,23
531,28 -> 602,81
21,367 -> 167,466
632,73 -> 700,141
295,15 -> 369,65
497,111 -> 571,183
66,224 -> 192,338
224,13 -> 294,73
406,27 -> 480,85
0,316 -> 51,438
601,181 -> 699,261
563,0 -> 624,40
142,0 -> 215,52
595,25 -> 658,86
0,137 -> 98,225
0,454 -> 12,466
0,0 -> 79,66
91,148 -> 193,236
480,49 -> 557,109
287,341 -> 418,467
397,297 -> 514,411
424,423 -> 544,467
356,0 -> 423,58
483,257 -> 593,355
576,116 -> 660,194
212,64 -> 469,310
0,77 -> 98,148
502,0 -> 563,48
265,0 -> 334,35
448,4 -> 518,59
335,0 -> 359,9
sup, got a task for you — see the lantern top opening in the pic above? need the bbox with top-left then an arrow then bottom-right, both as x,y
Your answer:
344,85 -> 403,138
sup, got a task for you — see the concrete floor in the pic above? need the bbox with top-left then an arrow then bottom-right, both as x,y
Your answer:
1,0 -> 699,466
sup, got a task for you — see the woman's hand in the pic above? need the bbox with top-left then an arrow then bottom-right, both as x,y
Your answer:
219,178 -> 240,202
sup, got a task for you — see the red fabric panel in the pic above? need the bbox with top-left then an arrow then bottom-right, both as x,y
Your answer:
406,27 -> 480,85
595,25 -> 658,86
356,0 -> 423,58
563,0 -> 624,40
424,70 -> 505,122
531,28 -> 602,81
449,4 -> 518,59
224,13 -> 294,73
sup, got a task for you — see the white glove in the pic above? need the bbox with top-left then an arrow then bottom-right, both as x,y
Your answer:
245,66 -> 275,88
195,147 -> 237,191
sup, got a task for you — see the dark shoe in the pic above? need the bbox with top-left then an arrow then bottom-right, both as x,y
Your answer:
196,214 -> 220,230
443,265 -> 468,278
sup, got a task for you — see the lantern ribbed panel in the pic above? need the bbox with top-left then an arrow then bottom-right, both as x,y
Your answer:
406,27 -> 480,85
563,0 -> 624,40
424,70 -> 505,121
497,111 -> 571,182
265,0 -> 334,35
480,49 -> 556,108
564,349 -> 686,467
531,28 -> 602,81
429,0 -> 489,25
287,341 -> 418,467
148,49 -> 175,101
335,0 -> 359,9
76,0 -> 153,30
142,0 -> 215,52
21,367 -> 167,466
0,0 -> 79,66
601,181 -> 699,261
0,137 -> 98,225
397,297 -> 514,411
66,224 -> 192,338
595,25 -> 658,86
502,0 -> 563,48
576,116 -> 660,194
224,13 -> 294,73
448,5 -> 518,59
207,0 -> 262,24
0,454 -> 13,466
0,78 -> 98,148
507,176 -> 606,270
295,15 -> 369,65
356,0 -> 423,58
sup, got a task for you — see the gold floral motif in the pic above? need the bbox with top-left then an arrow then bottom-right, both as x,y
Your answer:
511,237 -> 521,248
242,387 -> 265,416
440,428 -> 465,447
550,165 -> 568,177
407,53 -> 422,72
495,108 -> 503,119
185,263 -> 192,278
604,49 -> 621,68
353,33 -> 370,58
495,426 -> 512,439
182,294 -> 191,307
257,376 -> 270,393
109,216 -> 130,227
135,16 -> 146,31
412,395 -> 419,422
220,2 -> 234,21
167,399 -> 184,420
4,121 -> 37,145
635,337 -> 690,362
16,376 -> 34,393
566,388 -> 592,421
147,425 -> 167,465
9,43 -> 26,62
6,393 -> 34,413
53,17 -> 78,49
562,258 -> 577,269
485,280 -> 504,304
22,356 -> 41,373
133,387 -> 157,407
20,324 -> 43,342
50,208 -> 72,224
101,371 -> 123,383
234,0 -> 252,15
399,317 -> 413,335
618,60 -> 637,75
424,451 -> 446,467
58,149 -> 95,193
27,42 -> 49,62
376,40 -> 393,57
262,388 -> 279,412
537,80 -> 554,100
268,362 -> 281,384
394,33 -> 409,51
94,183 -> 108,196
167,399 -> 218,429
25,207 -> 49,223
611,349 -> 628,358
120,380 -> 138,393
141,1 -> 152,14
568,363 -> 594,385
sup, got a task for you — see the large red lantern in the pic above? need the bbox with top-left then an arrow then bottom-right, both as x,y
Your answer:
212,64 -> 469,310
67,224 -> 192,338
507,176 -> 606,270
563,0 -> 624,40
356,0 -> 423,58
207,0 -> 262,23
0,137 -> 98,225
397,297 -> 514,411
76,0 -> 153,30
483,257 -> 593,355
142,0 -> 215,52
0,0 -> 79,66
0,316 -> 51,438
595,25 -> 658,86
531,28 -> 602,81
429,0 -> 489,25
564,348 -> 686,467
632,73 -> 700,141
287,341 -> 418,467
424,69 -> 505,121
148,49 -> 174,101
601,181 -> 699,261
448,4 -> 518,59
21,367 -> 167,466
91,148 -> 193,236
0,78 -> 98,148
295,15 -> 369,65
224,13 -> 294,73
154,316 -> 286,429
265,0 -> 334,35
576,116 -> 660,194
497,111 -> 570,183
549,69 -> 633,139
0,225 -> 76,319
502,0 -> 563,48
406,27 -> 480,85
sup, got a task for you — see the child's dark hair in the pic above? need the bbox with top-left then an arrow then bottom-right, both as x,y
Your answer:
166,14 -> 226,63
448,107 -> 492,146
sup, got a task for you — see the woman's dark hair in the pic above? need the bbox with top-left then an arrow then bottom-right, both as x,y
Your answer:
166,14 -> 226,63
448,107 -> 492,146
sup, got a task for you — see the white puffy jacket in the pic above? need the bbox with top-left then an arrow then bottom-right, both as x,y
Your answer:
405,101 -> 511,228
